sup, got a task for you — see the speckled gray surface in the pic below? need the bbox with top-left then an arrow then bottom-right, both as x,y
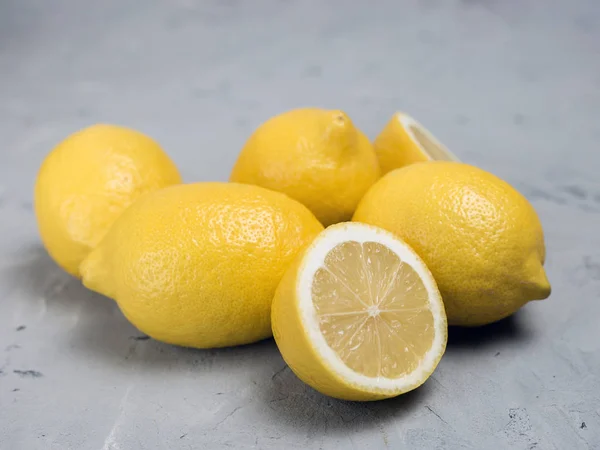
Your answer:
1,0 -> 599,449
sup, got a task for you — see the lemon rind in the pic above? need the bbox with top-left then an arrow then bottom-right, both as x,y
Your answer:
396,112 -> 460,162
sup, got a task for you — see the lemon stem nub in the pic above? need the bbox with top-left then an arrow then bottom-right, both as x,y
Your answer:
79,247 -> 116,300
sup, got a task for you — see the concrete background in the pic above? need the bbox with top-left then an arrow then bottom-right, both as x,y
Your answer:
1,0 -> 599,448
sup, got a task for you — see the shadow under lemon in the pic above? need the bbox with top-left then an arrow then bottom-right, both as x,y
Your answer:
5,243 -> 537,431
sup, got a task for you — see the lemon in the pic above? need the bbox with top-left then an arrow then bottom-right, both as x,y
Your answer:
80,182 -> 323,348
272,222 -> 447,401
374,112 -> 458,175
34,124 -> 181,277
230,108 -> 380,226
353,162 -> 551,326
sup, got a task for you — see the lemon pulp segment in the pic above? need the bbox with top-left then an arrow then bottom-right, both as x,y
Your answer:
312,241 -> 435,379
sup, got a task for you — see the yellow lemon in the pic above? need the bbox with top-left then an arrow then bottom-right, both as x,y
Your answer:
374,112 -> 458,175
34,124 -> 181,277
272,222 -> 447,401
353,162 -> 551,326
80,183 -> 323,348
230,108 -> 380,226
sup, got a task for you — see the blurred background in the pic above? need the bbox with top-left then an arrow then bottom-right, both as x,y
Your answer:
1,1 -> 599,449
3,0 -> 599,187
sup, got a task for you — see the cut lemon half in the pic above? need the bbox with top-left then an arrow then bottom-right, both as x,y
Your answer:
374,112 -> 459,175
271,222 -> 447,401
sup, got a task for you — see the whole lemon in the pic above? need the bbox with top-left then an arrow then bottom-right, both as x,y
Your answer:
353,162 -> 551,326
80,183 -> 324,348
35,124 -> 181,277
230,108 -> 380,226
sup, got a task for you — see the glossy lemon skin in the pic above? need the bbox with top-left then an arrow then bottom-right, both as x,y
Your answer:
230,108 -> 380,226
374,113 -> 431,174
353,162 -> 551,326
35,124 -> 181,277
81,182 -> 323,348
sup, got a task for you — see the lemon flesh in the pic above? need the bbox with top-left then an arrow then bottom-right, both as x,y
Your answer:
314,241 -> 436,378
272,223 -> 447,401
374,112 -> 458,175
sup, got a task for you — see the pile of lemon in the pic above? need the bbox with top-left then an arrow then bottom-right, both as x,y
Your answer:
35,109 -> 550,401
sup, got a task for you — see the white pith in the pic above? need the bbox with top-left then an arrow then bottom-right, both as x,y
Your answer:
297,223 -> 446,392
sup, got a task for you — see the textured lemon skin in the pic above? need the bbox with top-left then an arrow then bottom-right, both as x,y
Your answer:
271,223 -> 447,401
80,182 -> 323,349
230,108 -> 380,227
353,162 -> 551,326
34,124 -> 181,277
374,113 -> 431,175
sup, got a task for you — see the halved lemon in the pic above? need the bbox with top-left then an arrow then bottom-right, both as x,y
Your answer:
271,222 -> 447,401
374,112 -> 459,175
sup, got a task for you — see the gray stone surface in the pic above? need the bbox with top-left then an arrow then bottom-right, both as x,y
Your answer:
1,0 -> 599,448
